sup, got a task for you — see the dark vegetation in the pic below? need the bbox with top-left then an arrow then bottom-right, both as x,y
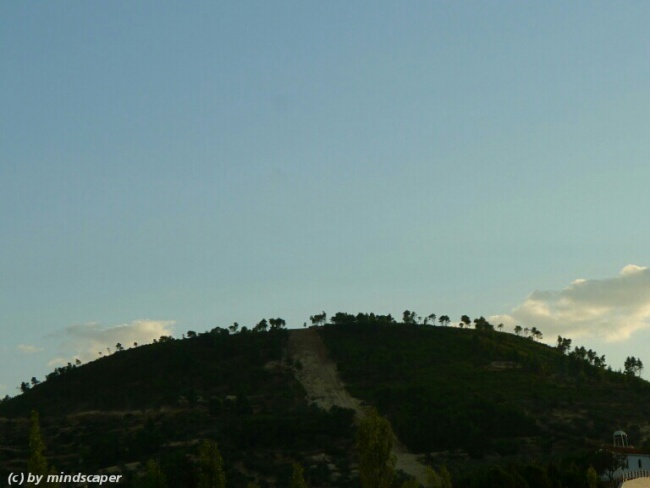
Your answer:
1,311 -> 649,487
0,325 -> 356,487
321,315 -> 650,453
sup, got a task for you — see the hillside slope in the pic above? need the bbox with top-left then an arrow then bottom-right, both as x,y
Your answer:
318,320 -> 650,462
289,328 -> 429,485
1,319 -> 650,487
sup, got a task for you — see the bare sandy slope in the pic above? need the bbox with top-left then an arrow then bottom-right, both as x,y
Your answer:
622,478 -> 650,488
288,328 -> 430,485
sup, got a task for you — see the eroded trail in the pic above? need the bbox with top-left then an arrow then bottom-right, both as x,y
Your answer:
288,328 -> 430,485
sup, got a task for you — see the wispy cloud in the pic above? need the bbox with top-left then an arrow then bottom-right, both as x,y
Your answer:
490,265 -> 650,343
47,319 -> 175,367
17,344 -> 43,354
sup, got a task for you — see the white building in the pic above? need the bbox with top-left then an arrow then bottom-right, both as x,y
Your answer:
603,431 -> 650,486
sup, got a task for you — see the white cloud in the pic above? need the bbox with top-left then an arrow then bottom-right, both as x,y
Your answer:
620,264 -> 647,276
47,356 -> 72,368
49,319 -> 176,365
490,265 -> 650,343
17,344 -> 43,354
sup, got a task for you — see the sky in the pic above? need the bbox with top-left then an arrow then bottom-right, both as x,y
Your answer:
2,2 -> 650,395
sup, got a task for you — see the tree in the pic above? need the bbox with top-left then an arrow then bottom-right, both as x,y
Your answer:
586,466 -> 598,488
426,467 -> 443,488
439,465 -> 452,488
521,464 -> 551,488
356,407 -> 395,488
594,354 -> 607,369
529,327 -> 543,341
310,312 -> 327,326
571,346 -> 588,361
425,465 -> 452,488
591,449 -> 627,482
438,315 -> 450,327
197,439 -> 226,488
228,322 -> 240,334
474,316 -> 494,331
253,319 -> 268,333
556,336 -> 572,354
476,466 -> 522,488
28,411 -> 48,485
187,330 -> 197,338
402,310 -> 417,325
20,381 -> 31,393
624,356 -> 644,377
424,313 -> 437,326
115,342 -> 124,352
459,315 -> 471,329
401,479 -> 420,488
133,459 -> 167,488
269,317 -> 286,330
330,312 -> 355,325
514,325 -> 522,336
26,411 -> 60,488
290,462 -> 308,488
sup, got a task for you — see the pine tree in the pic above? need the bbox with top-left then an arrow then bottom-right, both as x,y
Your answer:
28,411 -> 48,480
26,411 -> 60,488
586,466 -> 598,488
439,465 -> 452,488
356,407 -> 395,488
426,467 -> 443,488
133,459 -> 167,488
290,462 -> 308,488
197,439 -> 226,488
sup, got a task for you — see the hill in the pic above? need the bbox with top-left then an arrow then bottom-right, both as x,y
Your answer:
1,316 -> 649,487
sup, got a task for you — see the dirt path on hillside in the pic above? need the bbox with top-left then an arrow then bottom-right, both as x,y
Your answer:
288,328 -> 430,485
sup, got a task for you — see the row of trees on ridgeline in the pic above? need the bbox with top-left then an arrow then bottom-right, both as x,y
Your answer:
556,335 -> 644,377
9,309 -> 645,402
311,310 -> 535,337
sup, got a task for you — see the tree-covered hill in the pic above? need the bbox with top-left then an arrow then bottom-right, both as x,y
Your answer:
1,314 -> 649,487
319,317 -> 650,458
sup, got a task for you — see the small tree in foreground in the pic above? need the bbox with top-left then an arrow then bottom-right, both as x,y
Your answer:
27,411 -> 48,486
290,462 -> 308,488
133,459 -> 167,488
197,439 -> 225,488
586,466 -> 598,488
426,466 -> 452,488
356,407 -> 395,488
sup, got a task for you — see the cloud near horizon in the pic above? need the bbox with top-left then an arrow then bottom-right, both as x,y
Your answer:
490,265 -> 650,343
17,344 -> 43,354
47,319 -> 175,368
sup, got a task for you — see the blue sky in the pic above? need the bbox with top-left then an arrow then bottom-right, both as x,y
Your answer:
2,2 -> 650,395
